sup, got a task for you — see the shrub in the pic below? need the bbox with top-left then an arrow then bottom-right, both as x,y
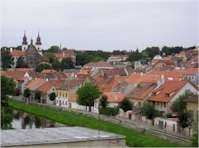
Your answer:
99,107 -> 119,116
192,133 -> 198,147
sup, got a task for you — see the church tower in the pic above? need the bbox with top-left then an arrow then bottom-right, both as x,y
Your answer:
35,32 -> 42,50
22,32 -> 28,51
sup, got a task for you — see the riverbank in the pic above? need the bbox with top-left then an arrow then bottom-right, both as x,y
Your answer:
8,99 -> 183,147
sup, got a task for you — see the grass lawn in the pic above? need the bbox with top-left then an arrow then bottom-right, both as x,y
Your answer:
8,99 -> 183,147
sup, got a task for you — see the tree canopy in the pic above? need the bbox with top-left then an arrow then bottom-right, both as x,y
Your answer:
99,95 -> 108,109
1,49 -> 13,69
141,101 -> 159,120
23,88 -> 31,98
76,51 -> 110,66
61,58 -> 74,70
35,63 -> 52,72
119,98 -> 133,112
171,91 -> 194,129
77,83 -> 101,111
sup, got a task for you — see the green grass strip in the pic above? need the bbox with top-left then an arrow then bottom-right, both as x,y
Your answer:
8,99 -> 184,147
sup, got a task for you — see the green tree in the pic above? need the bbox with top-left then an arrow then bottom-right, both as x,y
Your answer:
77,83 -> 101,112
48,45 -> 60,53
45,52 -> 56,63
35,91 -> 41,102
16,57 -> 28,68
35,63 -> 52,72
1,76 -> 16,105
1,76 -> 16,129
141,47 -> 160,60
119,98 -> 133,112
128,49 -> 142,62
49,92 -> 56,101
1,49 -> 13,69
23,88 -> 31,98
52,60 -> 62,71
141,101 -> 159,120
61,58 -> 74,70
171,91 -> 194,130
192,133 -> 198,147
99,95 -> 108,109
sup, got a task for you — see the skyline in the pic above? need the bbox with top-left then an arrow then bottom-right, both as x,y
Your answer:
1,0 -> 198,51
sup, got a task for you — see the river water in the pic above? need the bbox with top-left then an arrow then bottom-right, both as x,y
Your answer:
3,108 -> 65,130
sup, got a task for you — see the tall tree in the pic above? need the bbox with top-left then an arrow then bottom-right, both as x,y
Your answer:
119,98 -> 133,112
1,49 -> 13,69
23,88 -> 31,98
48,45 -> 60,53
171,91 -> 194,130
1,76 -> 16,105
1,76 -> 16,129
61,58 -> 74,70
77,83 -> 101,112
35,63 -> 52,72
99,95 -> 108,109
141,101 -> 159,121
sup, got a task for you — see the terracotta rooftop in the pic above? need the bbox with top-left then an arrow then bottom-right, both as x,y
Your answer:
1,70 -> 28,81
103,92 -> 126,103
37,80 -> 63,94
84,61 -> 113,68
26,78 -> 46,91
127,82 -> 157,101
148,80 -> 188,103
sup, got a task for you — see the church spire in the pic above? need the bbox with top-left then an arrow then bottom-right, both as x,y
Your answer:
36,32 -> 42,45
22,31 -> 28,45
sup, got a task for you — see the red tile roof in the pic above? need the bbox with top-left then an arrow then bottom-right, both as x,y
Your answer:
103,92 -> 126,103
84,61 -> 113,69
1,70 -> 28,81
37,80 -> 63,94
26,78 -> 46,90
148,80 -> 188,102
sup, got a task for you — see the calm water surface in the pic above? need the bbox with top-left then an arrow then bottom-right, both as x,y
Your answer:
11,109 -> 65,129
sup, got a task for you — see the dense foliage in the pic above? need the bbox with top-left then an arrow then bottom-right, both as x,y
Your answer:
1,48 -> 13,69
141,101 -> 159,120
119,98 -> 133,112
171,91 -> 194,129
99,106 -> 119,116
99,95 -> 108,109
1,76 -> 16,129
23,88 -> 31,98
35,63 -> 52,72
76,50 -> 110,66
77,83 -> 101,111
61,58 -> 74,70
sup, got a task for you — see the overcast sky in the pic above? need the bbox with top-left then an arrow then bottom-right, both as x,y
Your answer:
1,0 -> 198,51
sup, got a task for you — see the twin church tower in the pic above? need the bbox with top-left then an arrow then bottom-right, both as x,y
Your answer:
22,32 -> 42,51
